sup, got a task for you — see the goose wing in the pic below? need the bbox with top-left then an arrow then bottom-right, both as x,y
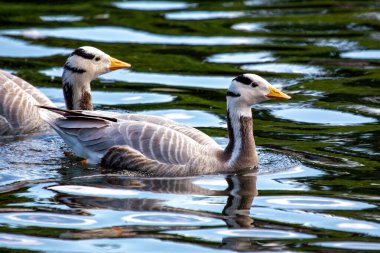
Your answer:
40,107 -> 219,166
114,113 -> 219,147
0,71 -> 52,135
0,70 -> 54,107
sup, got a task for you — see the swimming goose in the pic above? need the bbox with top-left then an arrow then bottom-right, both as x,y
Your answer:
0,46 -> 131,135
40,73 -> 291,176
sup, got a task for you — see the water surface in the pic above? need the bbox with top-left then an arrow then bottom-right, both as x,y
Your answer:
112,1 -> 194,11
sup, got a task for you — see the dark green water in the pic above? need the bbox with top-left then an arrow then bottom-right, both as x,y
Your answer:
0,0 -> 380,252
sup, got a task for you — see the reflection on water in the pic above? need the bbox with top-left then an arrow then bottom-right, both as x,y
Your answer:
241,63 -> 323,75
231,22 -> 268,32
2,213 -> 97,228
0,233 -> 234,253
41,67 -> 233,89
254,195 -> 375,210
207,52 -> 275,64
0,0 -> 380,252
0,36 -> 70,58
2,27 -> 266,45
165,11 -> 246,20
141,109 -> 224,127
122,212 -> 219,226
41,67 -> 290,89
166,227 -> 316,242
112,1 -> 195,11
39,87 -> 175,106
341,50 -> 380,60
312,241 -> 380,251
40,15 -> 83,22
272,108 -> 377,125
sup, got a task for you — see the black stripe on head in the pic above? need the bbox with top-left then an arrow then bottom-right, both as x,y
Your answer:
64,63 -> 86,74
226,91 -> 241,97
71,48 -> 96,60
234,75 -> 258,87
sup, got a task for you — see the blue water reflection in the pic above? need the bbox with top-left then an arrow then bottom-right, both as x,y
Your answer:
112,1 -> 195,11
0,233 -> 234,253
40,15 -> 83,22
2,27 -> 266,45
41,67 -> 288,89
272,108 -> 377,125
165,11 -> 246,20
241,63 -> 323,75
341,50 -> 380,60
231,22 -> 268,32
312,241 -> 380,251
207,52 -> 275,64
0,36 -> 70,58
40,67 -> 232,89
165,227 -> 316,242
254,196 -> 376,210
141,109 -> 224,127
39,87 -> 175,106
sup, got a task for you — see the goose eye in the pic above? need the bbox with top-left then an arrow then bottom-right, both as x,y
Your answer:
95,57 -> 101,62
251,82 -> 258,87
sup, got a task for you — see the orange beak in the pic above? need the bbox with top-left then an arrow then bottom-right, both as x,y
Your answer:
109,56 -> 131,71
267,85 -> 291,99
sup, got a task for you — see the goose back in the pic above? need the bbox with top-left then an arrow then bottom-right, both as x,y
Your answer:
0,70 -> 54,107
0,70 -> 53,135
41,108 -> 225,176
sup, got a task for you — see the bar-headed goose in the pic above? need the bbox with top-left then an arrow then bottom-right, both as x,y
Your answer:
40,73 -> 290,176
0,46 -> 131,135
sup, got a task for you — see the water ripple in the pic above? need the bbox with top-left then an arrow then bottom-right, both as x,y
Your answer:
1,212 -> 97,228
122,212 -> 219,226
165,227 -> 316,242
2,26 -> 266,45
112,1 -> 195,11
312,241 -> 380,251
254,196 -> 376,210
0,36 -> 70,58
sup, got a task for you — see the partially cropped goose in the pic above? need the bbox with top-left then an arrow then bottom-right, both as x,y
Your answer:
0,46 -> 131,135
40,74 -> 290,176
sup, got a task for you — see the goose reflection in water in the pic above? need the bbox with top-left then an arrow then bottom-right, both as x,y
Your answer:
55,172 -> 258,244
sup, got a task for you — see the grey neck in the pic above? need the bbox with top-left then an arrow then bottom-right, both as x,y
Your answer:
62,69 -> 93,110
224,98 -> 258,169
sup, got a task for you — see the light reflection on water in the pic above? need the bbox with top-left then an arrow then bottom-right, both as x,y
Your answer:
40,67 -> 290,89
40,15 -> 83,22
241,63 -> 323,75
39,87 -> 176,106
112,1 -> 195,11
272,108 -> 377,125
206,52 -> 275,64
341,49 -> 380,60
141,109 -> 224,127
165,227 -> 316,241
0,36 -> 70,57
165,11 -> 246,20
2,26 -> 267,45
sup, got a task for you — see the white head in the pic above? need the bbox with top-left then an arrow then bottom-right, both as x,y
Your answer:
227,73 -> 291,107
62,46 -> 131,110
63,46 -> 131,82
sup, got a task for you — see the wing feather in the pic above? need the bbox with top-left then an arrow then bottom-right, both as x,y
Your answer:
0,71 -> 48,134
115,113 -> 218,147
0,70 -> 54,108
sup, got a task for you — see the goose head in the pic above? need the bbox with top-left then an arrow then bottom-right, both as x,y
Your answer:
227,73 -> 291,106
62,46 -> 131,110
